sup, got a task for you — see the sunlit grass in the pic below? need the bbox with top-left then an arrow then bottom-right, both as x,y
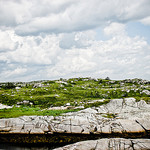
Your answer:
0,77 -> 149,118
0,106 -> 82,119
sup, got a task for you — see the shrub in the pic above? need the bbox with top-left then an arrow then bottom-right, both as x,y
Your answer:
2,82 -> 16,89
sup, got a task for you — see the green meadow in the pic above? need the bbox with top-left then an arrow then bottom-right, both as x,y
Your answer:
0,77 -> 150,118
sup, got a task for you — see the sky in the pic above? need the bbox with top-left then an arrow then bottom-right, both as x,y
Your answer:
0,0 -> 150,82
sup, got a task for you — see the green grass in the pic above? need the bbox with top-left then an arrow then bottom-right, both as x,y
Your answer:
102,113 -> 117,118
84,99 -> 110,108
0,106 -> 82,119
135,97 -> 150,103
0,77 -> 150,118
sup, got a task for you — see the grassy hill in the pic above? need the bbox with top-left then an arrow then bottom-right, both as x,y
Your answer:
0,77 -> 150,118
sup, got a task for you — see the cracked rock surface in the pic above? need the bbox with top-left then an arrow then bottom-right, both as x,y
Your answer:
1,98 -> 149,135
0,98 -> 150,149
54,138 -> 150,150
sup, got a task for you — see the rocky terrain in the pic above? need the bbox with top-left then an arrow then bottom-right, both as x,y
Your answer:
54,138 -> 150,150
0,78 -> 150,149
0,77 -> 150,119
0,98 -> 150,149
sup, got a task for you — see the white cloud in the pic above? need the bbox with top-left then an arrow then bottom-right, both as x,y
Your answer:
0,30 -> 18,52
0,24 -> 150,81
38,27 -> 149,80
104,22 -> 126,36
2,33 -> 61,65
0,67 -> 27,80
140,16 -> 150,25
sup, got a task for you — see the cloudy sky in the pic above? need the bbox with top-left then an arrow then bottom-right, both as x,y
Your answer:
0,0 -> 150,82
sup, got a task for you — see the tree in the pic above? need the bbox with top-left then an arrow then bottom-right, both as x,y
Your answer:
105,77 -> 110,80
2,82 -> 16,89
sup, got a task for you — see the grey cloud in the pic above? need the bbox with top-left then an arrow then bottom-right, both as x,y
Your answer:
59,33 -> 77,49
0,0 -> 76,27
1,0 -> 150,36
34,37 -> 42,46
59,32 -> 92,49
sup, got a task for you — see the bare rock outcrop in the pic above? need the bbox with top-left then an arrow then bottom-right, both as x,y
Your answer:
0,98 -> 150,135
0,98 -> 150,149
54,138 -> 150,150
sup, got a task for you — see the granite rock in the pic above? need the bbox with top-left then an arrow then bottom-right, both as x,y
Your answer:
0,98 -> 150,135
54,138 -> 150,150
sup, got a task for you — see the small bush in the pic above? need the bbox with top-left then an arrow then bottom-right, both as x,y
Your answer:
2,82 -> 16,89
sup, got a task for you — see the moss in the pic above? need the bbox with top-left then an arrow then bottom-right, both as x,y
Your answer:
0,106 -> 82,119
102,113 -> 117,118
